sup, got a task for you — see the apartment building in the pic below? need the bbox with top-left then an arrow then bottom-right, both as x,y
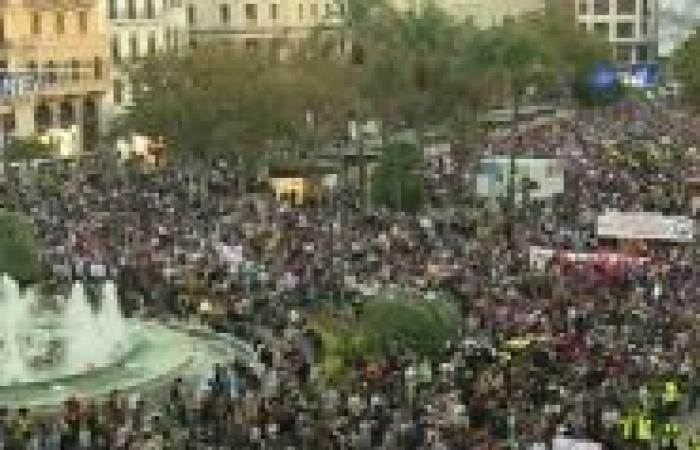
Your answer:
393,0 -> 546,28
575,0 -> 659,65
104,0 -> 186,124
0,0 -> 110,153
184,0 -> 345,56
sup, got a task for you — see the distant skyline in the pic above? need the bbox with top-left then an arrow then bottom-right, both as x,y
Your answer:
659,0 -> 700,56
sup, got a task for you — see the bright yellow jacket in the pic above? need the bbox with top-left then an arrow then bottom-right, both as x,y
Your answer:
663,381 -> 679,404
637,417 -> 653,441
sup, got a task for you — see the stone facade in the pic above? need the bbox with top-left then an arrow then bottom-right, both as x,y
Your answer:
0,0 -> 110,151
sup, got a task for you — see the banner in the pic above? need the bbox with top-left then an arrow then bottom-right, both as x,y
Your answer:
476,158 -> 564,202
529,246 -> 649,271
596,212 -> 694,242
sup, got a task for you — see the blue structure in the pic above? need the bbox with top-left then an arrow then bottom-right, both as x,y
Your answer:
628,64 -> 659,88
588,63 -> 619,92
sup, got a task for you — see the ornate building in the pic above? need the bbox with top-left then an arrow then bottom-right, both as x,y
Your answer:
0,0 -> 110,152
184,0 -> 345,56
104,0 -> 186,124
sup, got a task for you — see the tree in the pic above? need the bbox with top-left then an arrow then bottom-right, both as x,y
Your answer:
371,142 -> 423,212
359,290 -> 460,360
2,137 -> 54,162
0,210 -> 42,286
535,1 -> 613,104
674,26 -> 700,110
312,289 -> 460,383
114,45 -> 300,189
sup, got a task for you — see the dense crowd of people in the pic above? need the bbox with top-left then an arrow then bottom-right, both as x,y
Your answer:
0,101 -> 698,449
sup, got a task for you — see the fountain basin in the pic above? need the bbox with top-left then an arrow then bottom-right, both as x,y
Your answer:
0,320 -> 247,410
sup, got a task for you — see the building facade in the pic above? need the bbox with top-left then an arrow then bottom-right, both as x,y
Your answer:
184,0 -> 344,55
0,0 -> 110,152
393,0 -> 546,28
575,0 -> 659,65
104,0 -> 186,123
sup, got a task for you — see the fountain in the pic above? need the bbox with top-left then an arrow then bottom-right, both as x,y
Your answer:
0,276 -> 130,385
0,275 -> 252,409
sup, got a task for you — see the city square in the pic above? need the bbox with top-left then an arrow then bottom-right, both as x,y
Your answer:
0,0 -> 699,449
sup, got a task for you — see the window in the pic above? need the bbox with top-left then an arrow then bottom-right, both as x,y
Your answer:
71,59 -> 80,81
130,32 -> 139,57
245,4 -> 257,21
165,27 -> 172,50
593,22 -> 609,37
187,5 -> 196,25
579,0 -> 588,15
79,11 -> 88,33
0,16 -> 4,42
325,3 -> 330,16
593,0 -> 609,15
46,61 -> 56,84
270,4 -> 278,20
637,44 -> 648,62
220,4 -> 230,24
339,2 -> 345,16
113,79 -> 123,104
148,31 -> 157,55
616,44 -> 633,64
579,21 -> 588,32
27,61 -> 37,81
94,57 -> 103,79
55,12 -> 65,34
616,0 -> 636,14
616,21 -> 635,38
111,35 -> 120,61
245,38 -> 258,51
146,0 -> 156,19
351,44 -> 364,65
642,0 -> 650,15
189,36 -> 197,49
310,3 -> 318,18
298,4 -> 304,20
640,19 -> 647,36
127,0 -> 136,19
31,12 -> 41,35
109,0 -> 118,19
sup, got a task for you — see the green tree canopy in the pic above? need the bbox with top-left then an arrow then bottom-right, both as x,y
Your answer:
2,137 -> 54,162
371,142 -> 423,212
674,26 -> 700,110
0,210 -> 42,286
359,290 -> 460,359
